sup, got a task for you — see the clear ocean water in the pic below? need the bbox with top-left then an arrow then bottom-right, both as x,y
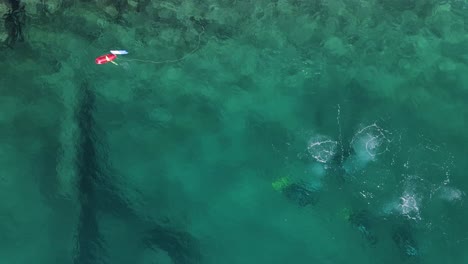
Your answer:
0,0 -> 467,263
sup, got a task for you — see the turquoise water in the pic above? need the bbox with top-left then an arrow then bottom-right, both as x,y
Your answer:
1,0 -> 468,263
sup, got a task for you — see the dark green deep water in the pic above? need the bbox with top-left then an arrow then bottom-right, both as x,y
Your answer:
0,0 -> 467,263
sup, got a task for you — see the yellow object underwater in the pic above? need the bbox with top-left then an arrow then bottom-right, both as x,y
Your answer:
272,176 -> 292,192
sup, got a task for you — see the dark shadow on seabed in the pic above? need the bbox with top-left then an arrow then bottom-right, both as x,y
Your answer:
73,82 -> 201,264
74,82 -> 105,264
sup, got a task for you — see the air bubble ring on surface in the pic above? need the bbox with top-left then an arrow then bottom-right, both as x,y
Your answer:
351,123 -> 393,158
307,139 -> 338,163
398,194 -> 421,221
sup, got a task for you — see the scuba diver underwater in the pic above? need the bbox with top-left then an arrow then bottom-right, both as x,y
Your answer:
270,127 -> 420,261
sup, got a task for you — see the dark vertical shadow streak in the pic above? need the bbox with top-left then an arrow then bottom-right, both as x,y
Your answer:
73,82 -> 201,264
73,83 -> 104,264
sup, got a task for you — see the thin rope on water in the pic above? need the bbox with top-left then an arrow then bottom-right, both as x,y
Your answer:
120,26 -> 205,65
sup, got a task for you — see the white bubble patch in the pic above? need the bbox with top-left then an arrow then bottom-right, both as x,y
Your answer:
307,136 -> 338,164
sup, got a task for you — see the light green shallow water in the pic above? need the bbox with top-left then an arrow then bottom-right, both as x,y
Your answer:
0,0 -> 467,263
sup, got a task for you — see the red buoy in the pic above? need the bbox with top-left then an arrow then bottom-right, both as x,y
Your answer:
95,54 -> 117,64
